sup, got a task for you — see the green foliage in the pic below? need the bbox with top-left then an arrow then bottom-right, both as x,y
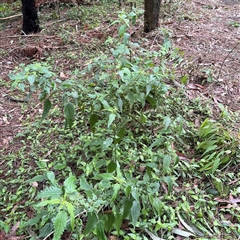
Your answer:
0,2 -> 19,18
2,4 -> 240,240
197,118 -> 237,174
9,63 -> 58,121
9,63 -> 57,101
25,172 -> 78,240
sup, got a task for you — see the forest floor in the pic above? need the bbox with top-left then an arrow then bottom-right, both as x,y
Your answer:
0,0 -> 240,238
0,0 -> 239,153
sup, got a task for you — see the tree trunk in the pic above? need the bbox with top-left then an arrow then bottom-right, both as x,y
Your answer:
21,0 -> 40,34
144,0 -> 161,33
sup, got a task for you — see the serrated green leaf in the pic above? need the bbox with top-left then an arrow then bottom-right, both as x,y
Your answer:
66,202 -> 75,230
105,214 -> 115,232
53,211 -> 68,240
131,201 -> 140,226
83,212 -> 98,235
36,199 -> 61,207
37,186 -> 62,199
114,212 -> 122,234
39,223 -> 53,238
96,221 -> 107,240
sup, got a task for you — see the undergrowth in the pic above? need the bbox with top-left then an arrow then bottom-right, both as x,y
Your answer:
1,1 -> 240,240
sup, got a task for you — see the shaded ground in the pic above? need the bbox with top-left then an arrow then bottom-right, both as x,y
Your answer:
0,0 -> 239,152
170,0 -> 240,112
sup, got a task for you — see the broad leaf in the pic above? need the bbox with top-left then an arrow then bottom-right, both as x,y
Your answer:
39,223 -> 53,238
53,211 -> 68,240
118,24 -> 127,37
131,201 -> 140,226
83,212 -> 98,235
80,177 -> 91,191
114,212 -> 122,234
64,174 -> 77,193
122,198 -> 133,219
90,114 -> 98,132
66,202 -> 75,230
163,176 -> 173,195
105,214 -> 115,232
111,183 -> 120,202
96,221 -> 107,240
40,99 -> 52,122
46,171 -> 55,185
108,114 -> 116,128
103,137 -> 113,150
64,102 -> 75,128
107,161 -> 117,173
114,127 -> 126,144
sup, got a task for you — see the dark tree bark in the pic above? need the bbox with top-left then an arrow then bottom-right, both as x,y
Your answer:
144,0 -> 161,33
21,0 -> 40,34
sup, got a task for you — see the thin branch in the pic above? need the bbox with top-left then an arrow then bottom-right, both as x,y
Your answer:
0,14 -> 22,20
217,42 -> 239,80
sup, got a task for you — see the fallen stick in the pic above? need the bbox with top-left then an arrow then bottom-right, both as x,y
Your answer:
0,14 -> 22,20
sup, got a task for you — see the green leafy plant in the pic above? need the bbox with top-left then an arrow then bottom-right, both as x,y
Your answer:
4,4 -> 240,240
9,63 -> 57,102
26,172 -> 79,240
9,63 -> 76,126
197,118 -> 237,173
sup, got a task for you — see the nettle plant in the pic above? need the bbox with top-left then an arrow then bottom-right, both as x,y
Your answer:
9,8 -> 237,240
9,62 -> 76,126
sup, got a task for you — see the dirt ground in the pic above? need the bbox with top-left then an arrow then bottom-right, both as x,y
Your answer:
0,0 -> 239,154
